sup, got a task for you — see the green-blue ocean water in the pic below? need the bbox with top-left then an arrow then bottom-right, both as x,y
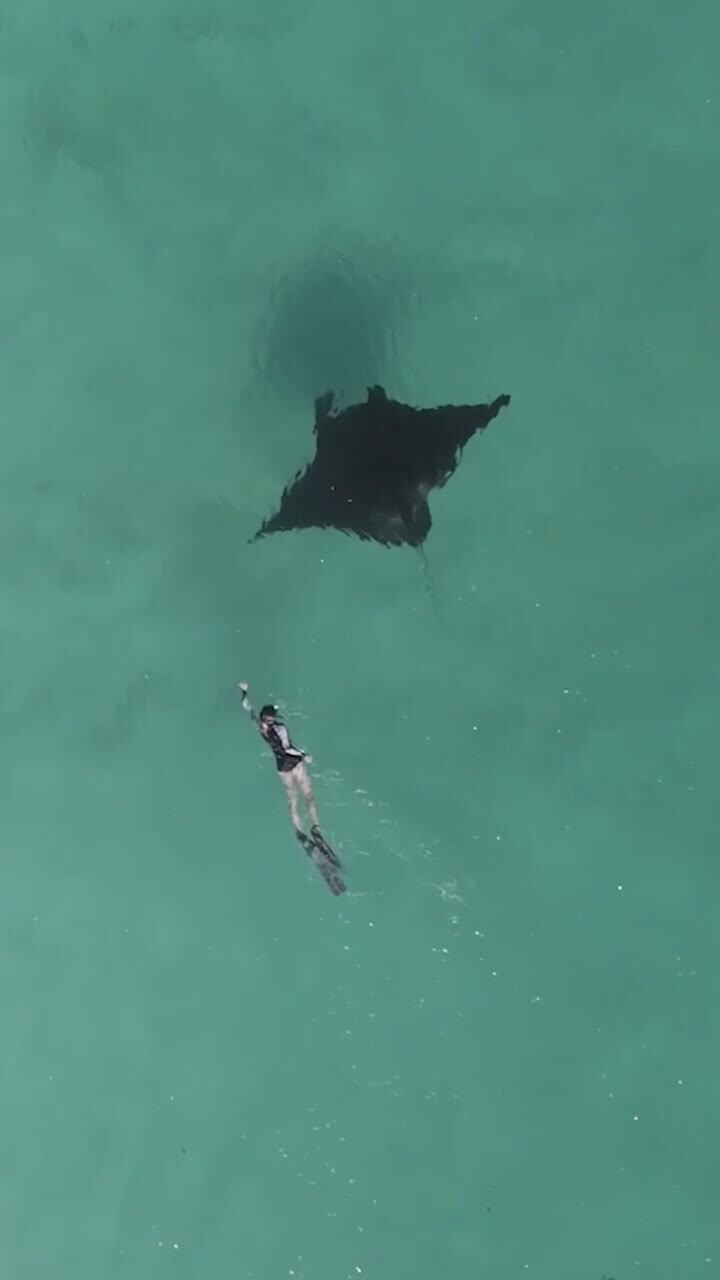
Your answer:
1,2 -> 718,1276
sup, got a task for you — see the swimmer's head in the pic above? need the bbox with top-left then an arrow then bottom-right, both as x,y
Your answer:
259,704 -> 278,724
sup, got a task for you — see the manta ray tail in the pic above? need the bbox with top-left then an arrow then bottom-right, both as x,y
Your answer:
418,545 -> 441,623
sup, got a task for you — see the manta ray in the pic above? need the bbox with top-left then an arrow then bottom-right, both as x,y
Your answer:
251,385 -> 511,549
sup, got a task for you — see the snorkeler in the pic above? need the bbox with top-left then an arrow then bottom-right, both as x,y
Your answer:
238,682 -> 344,893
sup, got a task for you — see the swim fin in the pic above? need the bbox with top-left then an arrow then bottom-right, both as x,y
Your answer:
310,825 -> 342,869
297,829 -> 346,896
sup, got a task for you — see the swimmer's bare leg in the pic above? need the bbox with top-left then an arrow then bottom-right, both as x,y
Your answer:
288,774 -> 345,893
296,763 -> 320,830
294,764 -> 341,869
281,772 -> 304,835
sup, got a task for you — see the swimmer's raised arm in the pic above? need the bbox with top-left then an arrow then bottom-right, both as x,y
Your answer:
238,680 -> 258,725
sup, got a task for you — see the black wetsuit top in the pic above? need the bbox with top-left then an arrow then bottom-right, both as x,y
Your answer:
242,695 -> 305,772
262,720 -> 304,773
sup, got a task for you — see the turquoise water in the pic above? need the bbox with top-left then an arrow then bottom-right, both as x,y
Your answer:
2,2 -> 718,1276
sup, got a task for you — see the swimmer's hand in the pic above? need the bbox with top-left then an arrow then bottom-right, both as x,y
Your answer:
304,755 -> 314,765
238,681 -> 249,694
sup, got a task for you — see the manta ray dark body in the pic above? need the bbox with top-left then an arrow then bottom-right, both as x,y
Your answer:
252,385 -> 511,549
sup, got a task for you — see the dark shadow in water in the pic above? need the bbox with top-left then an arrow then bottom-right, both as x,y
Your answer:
23,82 -> 122,178
254,232 -> 414,405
